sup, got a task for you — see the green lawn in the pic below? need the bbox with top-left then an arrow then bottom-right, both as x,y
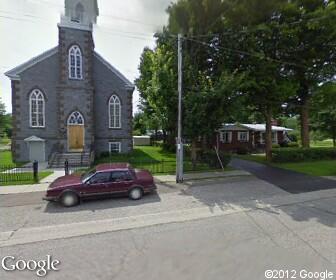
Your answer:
0,171 -> 53,186
0,151 -> 15,166
310,139 -> 334,148
236,154 -> 336,176
0,137 -> 10,145
95,146 -> 232,174
274,160 -> 336,176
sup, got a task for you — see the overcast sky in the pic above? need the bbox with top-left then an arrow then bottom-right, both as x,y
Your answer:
0,0 -> 172,113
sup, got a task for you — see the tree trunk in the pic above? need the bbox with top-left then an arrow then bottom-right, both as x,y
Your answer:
191,139 -> 197,170
300,99 -> 310,148
202,135 -> 208,151
333,129 -> 336,148
265,109 -> 273,162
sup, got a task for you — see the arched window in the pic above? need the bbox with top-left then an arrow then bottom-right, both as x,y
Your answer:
69,45 -> 82,79
68,111 -> 84,125
109,95 -> 121,128
71,2 -> 84,23
30,89 -> 45,128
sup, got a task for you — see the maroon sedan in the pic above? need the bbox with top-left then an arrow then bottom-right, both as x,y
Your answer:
44,163 -> 156,207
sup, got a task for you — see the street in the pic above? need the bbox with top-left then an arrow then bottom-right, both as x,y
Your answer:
1,176 -> 336,279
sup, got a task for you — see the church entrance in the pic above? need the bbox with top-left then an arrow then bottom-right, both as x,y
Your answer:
67,111 -> 85,152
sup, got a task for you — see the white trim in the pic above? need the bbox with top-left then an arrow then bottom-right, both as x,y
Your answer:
109,95 -> 122,129
68,45 -> 83,80
272,132 -> 278,144
5,47 -> 58,80
109,142 -> 121,153
29,89 -> 45,128
238,131 -> 249,142
220,131 -> 232,143
94,52 -> 135,90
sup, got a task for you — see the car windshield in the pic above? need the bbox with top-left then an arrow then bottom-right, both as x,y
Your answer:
81,169 -> 96,183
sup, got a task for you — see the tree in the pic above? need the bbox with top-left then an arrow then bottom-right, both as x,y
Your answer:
0,98 -> 7,138
311,82 -> 336,146
217,0 -> 299,160
281,0 -> 336,147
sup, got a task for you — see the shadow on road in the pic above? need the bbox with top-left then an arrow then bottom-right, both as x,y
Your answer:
44,191 -> 161,213
175,176 -> 336,229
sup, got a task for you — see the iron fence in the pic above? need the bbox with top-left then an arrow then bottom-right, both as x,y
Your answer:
0,164 -> 37,184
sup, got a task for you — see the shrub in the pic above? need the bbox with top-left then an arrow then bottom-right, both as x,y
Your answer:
287,142 -> 299,148
272,147 -> 336,163
236,146 -> 249,155
200,150 -> 231,168
272,144 -> 280,149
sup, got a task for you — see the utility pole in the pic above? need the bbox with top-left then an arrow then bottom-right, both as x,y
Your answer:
176,33 -> 184,183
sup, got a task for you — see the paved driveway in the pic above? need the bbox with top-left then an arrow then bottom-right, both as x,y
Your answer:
231,158 -> 336,194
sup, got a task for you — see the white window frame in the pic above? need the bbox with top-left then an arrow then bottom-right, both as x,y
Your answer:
260,132 -> 278,144
68,45 -> 83,80
109,95 -> 121,129
238,131 -> 249,142
220,131 -> 232,143
109,142 -> 121,154
29,89 -> 45,128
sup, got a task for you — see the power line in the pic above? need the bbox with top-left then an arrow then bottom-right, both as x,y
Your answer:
183,36 -> 307,68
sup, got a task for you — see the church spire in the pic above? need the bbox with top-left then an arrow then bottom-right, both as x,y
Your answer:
59,0 -> 99,31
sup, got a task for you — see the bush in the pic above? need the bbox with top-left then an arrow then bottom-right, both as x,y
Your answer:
236,146 -> 249,155
272,147 -> 336,163
272,144 -> 280,149
287,142 -> 299,148
200,150 -> 231,168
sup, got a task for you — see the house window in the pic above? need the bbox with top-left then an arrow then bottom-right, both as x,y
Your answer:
29,89 -> 45,128
69,45 -> 82,79
220,131 -> 232,143
260,132 -> 278,144
109,142 -> 121,154
238,131 -> 249,142
109,95 -> 121,128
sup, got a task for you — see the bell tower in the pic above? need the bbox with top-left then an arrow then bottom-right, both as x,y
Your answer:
56,0 -> 99,152
60,0 -> 99,31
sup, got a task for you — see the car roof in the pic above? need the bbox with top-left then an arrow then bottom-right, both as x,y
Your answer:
96,163 -> 130,172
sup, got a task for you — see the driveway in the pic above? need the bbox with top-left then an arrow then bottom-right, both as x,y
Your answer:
231,158 -> 336,194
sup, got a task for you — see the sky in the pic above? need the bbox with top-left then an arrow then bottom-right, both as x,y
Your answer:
0,0 -> 172,113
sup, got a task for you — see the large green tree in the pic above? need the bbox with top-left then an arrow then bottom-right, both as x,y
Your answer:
311,82 -> 336,146
281,0 -> 336,147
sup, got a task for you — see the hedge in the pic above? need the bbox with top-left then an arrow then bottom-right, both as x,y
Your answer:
272,147 -> 336,163
200,150 -> 232,169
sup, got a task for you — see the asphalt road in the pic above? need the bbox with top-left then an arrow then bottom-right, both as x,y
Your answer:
1,176 -> 336,280
231,158 -> 336,193
1,204 -> 336,280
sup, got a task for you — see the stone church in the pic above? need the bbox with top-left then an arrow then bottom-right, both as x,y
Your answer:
5,0 -> 134,164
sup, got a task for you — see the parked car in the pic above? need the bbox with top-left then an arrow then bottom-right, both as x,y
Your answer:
43,163 -> 156,207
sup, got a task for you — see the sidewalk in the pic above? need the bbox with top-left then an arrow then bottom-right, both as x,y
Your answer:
0,170 -> 251,195
155,170 -> 251,183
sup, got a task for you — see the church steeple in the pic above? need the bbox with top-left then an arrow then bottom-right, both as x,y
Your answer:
59,0 -> 99,31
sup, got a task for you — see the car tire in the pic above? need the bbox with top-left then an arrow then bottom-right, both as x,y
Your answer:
129,187 -> 143,200
60,192 -> 79,207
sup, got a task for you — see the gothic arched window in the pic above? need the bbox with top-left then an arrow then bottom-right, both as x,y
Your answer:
69,45 -> 82,79
30,89 -> 45,127
68,111 -> 84,125
109,95 -> 121,128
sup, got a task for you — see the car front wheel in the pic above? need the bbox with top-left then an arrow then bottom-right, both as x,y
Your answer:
60,192 -> 79,207
129,187 -> 143,200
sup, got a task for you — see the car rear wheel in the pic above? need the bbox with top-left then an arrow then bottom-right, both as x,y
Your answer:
60,192 -> 79,207
129,187 -> 143,200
